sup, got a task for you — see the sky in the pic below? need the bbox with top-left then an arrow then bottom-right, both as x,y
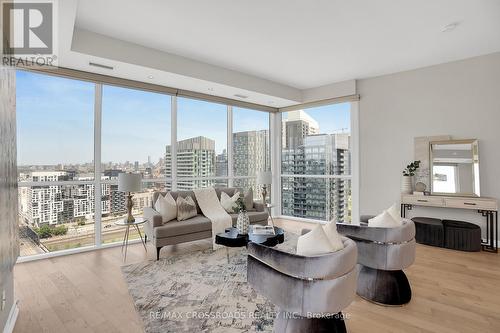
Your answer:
16,70 -> 351,165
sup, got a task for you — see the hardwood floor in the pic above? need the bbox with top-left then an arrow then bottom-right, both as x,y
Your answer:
13,219 -> 500,333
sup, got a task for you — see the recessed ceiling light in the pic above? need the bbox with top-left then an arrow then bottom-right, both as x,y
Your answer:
441,22 -> 460,33
234,94 -> 248,99
147,75 -> 154,79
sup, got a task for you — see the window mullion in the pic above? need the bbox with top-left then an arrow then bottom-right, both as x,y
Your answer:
171,96 -> 177,191
94,83 -> 103,247
227,105 -> 233,187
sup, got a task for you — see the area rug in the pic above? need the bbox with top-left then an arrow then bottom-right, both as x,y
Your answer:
122,243 -> 291,333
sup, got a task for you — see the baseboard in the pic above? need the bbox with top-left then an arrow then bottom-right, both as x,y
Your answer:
2,300 -> 19,333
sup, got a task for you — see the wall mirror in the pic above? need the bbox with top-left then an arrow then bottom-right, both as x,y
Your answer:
430,139 -> 480,197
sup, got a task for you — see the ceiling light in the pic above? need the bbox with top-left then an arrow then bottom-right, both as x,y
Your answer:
234,94 -> 248,99
148,75 -> 154,79
441,22 -> 460,33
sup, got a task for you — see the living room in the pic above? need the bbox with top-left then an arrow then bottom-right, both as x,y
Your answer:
1,1 -> 500,332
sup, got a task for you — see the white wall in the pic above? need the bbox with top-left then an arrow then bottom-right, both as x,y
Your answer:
358,52 -> 500,235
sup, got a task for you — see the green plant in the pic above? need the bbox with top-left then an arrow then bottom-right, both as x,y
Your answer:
403,160 -> 421,176
53,225 -> 68,236
76,220 -> 86,226
35,225 -> 52,239
234,197 -> 246,213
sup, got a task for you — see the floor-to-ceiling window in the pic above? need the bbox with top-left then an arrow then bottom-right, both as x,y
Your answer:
176,97 -> 228,189
17,71 -> 96,256
232,107 -> 270,199
281,103 -> 353,222
101,85 -> 171,244
15,69 -> 356,259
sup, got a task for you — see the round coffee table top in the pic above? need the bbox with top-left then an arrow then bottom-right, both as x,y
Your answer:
215,227 -> 285,248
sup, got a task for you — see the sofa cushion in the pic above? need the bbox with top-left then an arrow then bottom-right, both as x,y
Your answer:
154,215 -> 211,238
229,211 -> 268,224
154,192 -> 177,223
243,188 -> 254,210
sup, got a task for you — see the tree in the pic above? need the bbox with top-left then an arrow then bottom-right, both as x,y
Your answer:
53,225 -> 68,236
35,225 -> 52,239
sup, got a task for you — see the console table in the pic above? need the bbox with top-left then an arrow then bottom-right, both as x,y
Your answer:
401,194 -> 498,252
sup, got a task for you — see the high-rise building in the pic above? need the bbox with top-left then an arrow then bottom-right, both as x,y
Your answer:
22,171 -> 111,227
282,111 -> 351,222
165,136 -> 216,190
232,130 -> 270,195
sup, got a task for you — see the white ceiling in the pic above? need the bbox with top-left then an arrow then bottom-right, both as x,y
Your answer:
59,0 -> 500,106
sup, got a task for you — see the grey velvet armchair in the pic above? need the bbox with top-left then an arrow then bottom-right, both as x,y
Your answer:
247,237 -> 358,333
336,218 -> 416,306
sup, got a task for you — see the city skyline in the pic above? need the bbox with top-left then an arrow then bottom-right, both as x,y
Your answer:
16,70 -> 351,165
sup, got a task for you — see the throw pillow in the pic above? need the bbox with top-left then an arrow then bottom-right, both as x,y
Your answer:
220,191 -> 240,213
386,203 -> 402,223
154,192 -> 177,223
368,210 -> 402,228
296,224 -> 336,256
322,222 -> 344,251
243,188 -> 254,211
177,195 -> 197,221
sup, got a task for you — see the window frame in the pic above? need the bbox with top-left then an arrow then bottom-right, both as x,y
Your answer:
16,68 -> 358,262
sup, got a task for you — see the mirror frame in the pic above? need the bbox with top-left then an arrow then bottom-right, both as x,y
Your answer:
429,139 -> 480,197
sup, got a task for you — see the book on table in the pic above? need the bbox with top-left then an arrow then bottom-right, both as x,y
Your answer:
251,225 -> 275,235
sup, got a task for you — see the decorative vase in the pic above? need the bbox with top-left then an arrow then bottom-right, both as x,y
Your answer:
401,175 -> 413,194
236,211 -> 249,235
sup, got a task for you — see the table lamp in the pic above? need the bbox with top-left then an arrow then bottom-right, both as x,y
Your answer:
118,173 -> 142,223
256,171 -> 272,205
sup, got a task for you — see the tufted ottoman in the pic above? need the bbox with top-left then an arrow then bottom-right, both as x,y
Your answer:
442,220 -> 481,252
412,217 -> 444,247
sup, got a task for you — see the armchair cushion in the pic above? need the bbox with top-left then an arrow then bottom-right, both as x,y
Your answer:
297,224 -> 336,256
368,210 -> 402,228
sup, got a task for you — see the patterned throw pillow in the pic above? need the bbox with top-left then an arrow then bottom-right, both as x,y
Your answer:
176,196 -> 197,221
220,191 -> 240,213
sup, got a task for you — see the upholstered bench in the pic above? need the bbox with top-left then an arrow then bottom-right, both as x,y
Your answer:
412,217 -> 444,247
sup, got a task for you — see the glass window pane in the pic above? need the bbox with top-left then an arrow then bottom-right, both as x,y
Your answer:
281,177 -> 351,222
16,71 -> 96,256
102,181 -> 171,245
101,85 -> 171,179
233,107 -> 270,177
281,103 -> 351,176
18,184 -> 95,256
16,70 -> 95,180
176,98 -> 227,190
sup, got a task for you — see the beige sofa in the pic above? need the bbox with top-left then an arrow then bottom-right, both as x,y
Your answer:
144,187 -> 269,260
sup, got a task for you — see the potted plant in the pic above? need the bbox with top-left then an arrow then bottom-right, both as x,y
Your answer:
401,160 -> 421,194
234,197 -> 249,235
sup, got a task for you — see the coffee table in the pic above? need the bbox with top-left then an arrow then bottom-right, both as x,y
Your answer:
216,226 -> 284,262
